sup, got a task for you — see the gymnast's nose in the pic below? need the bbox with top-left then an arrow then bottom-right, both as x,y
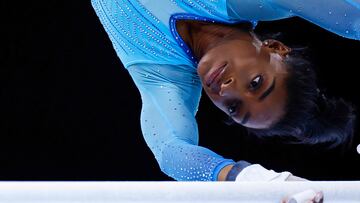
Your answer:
219,77 -> 234,97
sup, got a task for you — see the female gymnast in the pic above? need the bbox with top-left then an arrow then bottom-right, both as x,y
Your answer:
91,0 -> 359,182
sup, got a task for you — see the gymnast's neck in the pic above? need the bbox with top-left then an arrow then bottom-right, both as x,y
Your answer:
175,20 -> 253,60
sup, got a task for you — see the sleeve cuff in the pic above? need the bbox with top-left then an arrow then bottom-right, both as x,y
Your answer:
212,159 -> 236,181
225,160 -> 252,181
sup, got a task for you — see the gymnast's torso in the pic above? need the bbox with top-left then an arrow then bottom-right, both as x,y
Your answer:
91,0 -> 258,69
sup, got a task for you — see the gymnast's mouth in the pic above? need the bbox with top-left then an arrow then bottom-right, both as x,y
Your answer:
205,62 -> 227,88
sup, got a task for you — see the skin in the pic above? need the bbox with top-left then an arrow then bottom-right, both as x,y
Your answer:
176,20 -> 325,203
176,20 -> 292,180
177,20 -> 291,129
281,191 -> 324,203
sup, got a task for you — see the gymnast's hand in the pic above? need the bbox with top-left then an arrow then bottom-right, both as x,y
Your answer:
281,190 -> 324,203
227,162 -> 306,182
223,162 -> 324,202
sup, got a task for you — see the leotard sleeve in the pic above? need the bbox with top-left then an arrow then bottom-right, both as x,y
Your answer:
127,63 -> 235,181
226,0 -> 360,40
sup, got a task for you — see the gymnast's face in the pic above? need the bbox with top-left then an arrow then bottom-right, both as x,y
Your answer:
197,38 -> 291,129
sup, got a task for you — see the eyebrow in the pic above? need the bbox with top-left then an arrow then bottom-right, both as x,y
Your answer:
258,77 -> 276,101
241,112 -> 251,125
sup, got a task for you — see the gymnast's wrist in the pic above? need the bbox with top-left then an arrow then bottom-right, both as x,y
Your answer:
217,164 -> 234,181
225,160 -> 252,181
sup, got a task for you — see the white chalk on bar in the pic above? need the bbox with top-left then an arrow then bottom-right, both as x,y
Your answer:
287,189 -> 317,203
0,181 -> 359,202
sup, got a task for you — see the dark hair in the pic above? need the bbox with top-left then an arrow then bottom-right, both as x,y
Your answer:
247,52 -> 356,150
222,24 -> 357,150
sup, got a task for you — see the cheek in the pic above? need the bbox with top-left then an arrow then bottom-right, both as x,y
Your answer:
211,97 -> 225,111
196,65 -> 207,82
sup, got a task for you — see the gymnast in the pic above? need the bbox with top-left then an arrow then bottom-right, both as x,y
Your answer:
91,0 -> 359,183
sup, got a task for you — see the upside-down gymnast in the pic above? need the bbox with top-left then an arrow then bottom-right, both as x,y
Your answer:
91,0 -> 359,182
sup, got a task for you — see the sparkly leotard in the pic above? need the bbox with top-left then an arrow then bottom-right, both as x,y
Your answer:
91,0 -> 360,181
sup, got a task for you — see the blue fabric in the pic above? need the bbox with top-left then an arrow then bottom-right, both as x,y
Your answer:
91,0 -> 360,181
227,0 -> 360,40
91,0 -> 255,69
128,64 -> 235,181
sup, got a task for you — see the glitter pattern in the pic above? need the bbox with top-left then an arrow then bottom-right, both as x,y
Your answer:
128,64 -> 234,181
249,0 -> 359,40
91,0 -> 256,68
92,0 -> 186,68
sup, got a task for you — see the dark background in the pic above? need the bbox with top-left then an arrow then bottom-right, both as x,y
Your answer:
1,1 -> 359,181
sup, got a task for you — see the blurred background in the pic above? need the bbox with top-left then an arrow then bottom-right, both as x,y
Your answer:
1,1 -> 359,181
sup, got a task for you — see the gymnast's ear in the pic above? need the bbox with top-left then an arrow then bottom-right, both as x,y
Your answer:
262,39 -> 291,58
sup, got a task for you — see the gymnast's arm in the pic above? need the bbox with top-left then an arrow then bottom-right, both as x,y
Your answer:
127,63 -> 307,181
127,63 -> 235,181
227,0 -> 360,40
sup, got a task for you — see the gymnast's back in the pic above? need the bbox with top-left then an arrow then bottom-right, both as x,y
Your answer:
92,0 -> 359,70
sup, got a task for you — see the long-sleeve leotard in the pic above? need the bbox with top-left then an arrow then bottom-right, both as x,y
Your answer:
91,0 -> 359,181
128,64 -> 234,181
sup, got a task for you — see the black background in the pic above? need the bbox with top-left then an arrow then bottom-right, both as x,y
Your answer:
1,1 -> 360,181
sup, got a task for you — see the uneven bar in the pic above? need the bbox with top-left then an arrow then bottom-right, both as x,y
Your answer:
0,181 -> 359,202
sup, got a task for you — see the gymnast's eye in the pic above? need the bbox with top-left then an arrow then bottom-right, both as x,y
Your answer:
228,102 -> 239,116
249,75 -> 263,91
